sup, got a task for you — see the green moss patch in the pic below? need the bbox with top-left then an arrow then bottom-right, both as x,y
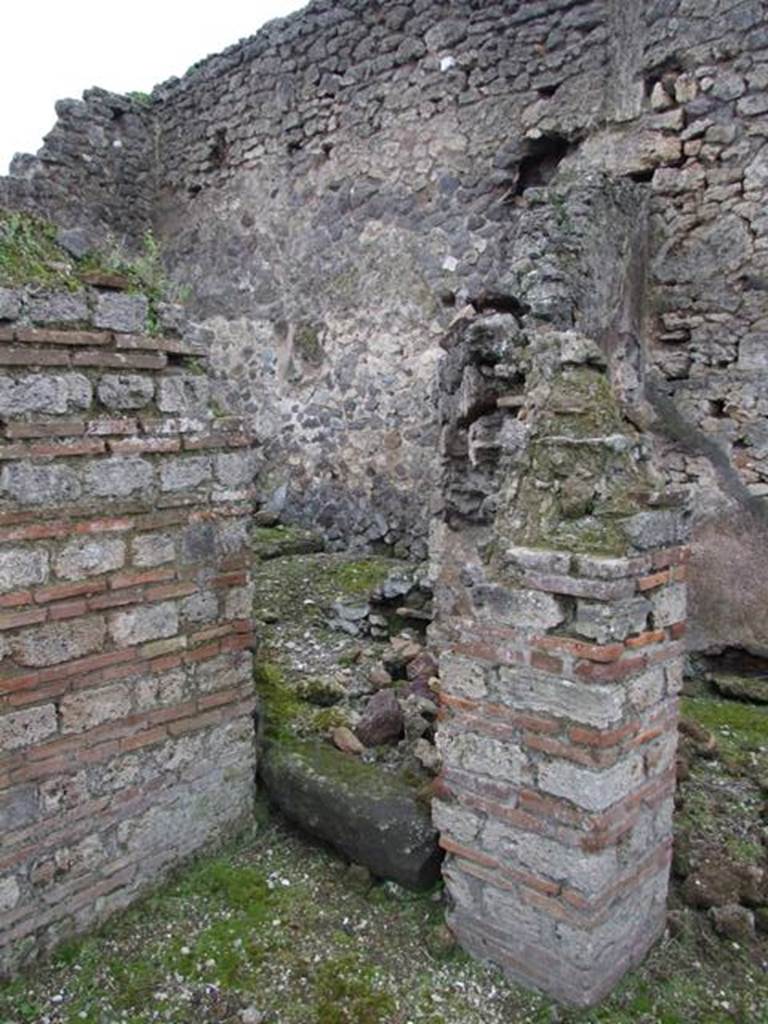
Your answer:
327,558 -> 394,596
0,209 -> 180,332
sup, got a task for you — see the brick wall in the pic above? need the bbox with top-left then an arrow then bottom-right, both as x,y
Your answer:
0,287 -> 258,975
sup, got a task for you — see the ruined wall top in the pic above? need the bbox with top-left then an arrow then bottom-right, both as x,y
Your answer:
4,0 -> 766,242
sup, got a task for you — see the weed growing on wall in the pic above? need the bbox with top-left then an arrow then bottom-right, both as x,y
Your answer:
0,209 -> 188,331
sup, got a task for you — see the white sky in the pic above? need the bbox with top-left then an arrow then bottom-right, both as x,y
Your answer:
1,0 -> 308,173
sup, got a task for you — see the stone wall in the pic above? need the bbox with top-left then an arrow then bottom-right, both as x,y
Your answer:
143,0 -> 768,655
2,0 -> 767,652
0,90 -> 154,254
0,287 -> 257,974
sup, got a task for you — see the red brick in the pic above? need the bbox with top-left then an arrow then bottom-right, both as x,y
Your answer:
14,327 -> 110,346
670,565 -> 687,582
0,521 -> 70,542
529,650 -> 563,674
574,654 -> 647,683
624,629 -> 666,650
0,444 -> 33,460
35,579 -> 108,604
73,516 -> 133,536
218,554 -> 250,571
221,633 -> 255,653
185,640 -> 221,663
189,622 -> 234,644
211,571 -> 248,589
10,755 -> 73,784
119,726 -> 168,752
439,835 -> 499,869
7,679 -> 69,707
145,581 -> 197,601
168,708 -> 222,736
114,333 -> 197,354
0,347 -> 70,366
72,349 -> 168,370
5,420 -> 85,439
650,546 -> 689,570
108,437 -> 182,455
88,588 -> 141,611
148,700 -> 198,726
636,570 -> 670,592
669,621 -> 687,640
49,599 -> 89,621
86,418 -> 138,436
569,722 -> 638,748
184,433 -> 251,451
0,590 -> 34,608
133,509 -> 189,531
0,607 -> 47,630
198,687 -> 241,709
27,439 -> 106,458
111,567 -> 175,589
534,636 -> 625,663
1,647 -> 139,696
147,653 -> 184,674
524,732 -> 617,767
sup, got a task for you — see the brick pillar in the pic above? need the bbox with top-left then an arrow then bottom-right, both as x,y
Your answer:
431,323 -> 688,1006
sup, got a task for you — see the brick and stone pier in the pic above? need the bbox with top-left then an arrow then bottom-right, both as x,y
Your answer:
431,321 -> 688,1005
0,291 -> 258,974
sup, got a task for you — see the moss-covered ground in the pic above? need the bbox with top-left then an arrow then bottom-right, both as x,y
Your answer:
2,692 -> 767,1024
1,795 -> 766,1024
252,551 -> 413,742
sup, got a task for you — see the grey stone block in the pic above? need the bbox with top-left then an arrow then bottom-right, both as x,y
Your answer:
1,463 -> 82,505
27,290 -> 89,325
97,374 -> 155,410
0,374 -> 92,417
0,877 -> 20,913
0,548 -> 49,593
436,727 -> 531,784
54,537 -> 126,581
214,450 -> 257,487
159,456 -> 211,491
0,287 -> 21,320
157,375 -> 210,414
624,510 -> 691,551
11,617 -> 106,667
472,584 -> 565,629
0,705 -> 58,752
537,753 -> 645,812
60,683 -> 132,733
495,666 -> 626,728
181,590 -> 218,623
109,601 -> 179,646
93,293 -> 149,333
132,532 -> 175,567
260,738 -> 442,889
650,583 -> 687,628
56,226 -> 93,259
85,457 -> 154,498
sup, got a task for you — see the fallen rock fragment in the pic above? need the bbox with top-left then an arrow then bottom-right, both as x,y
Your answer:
356,689 -> 404,747
331,726 -> 365,755
710,903 -> 755,943
260,738 -> 442,889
